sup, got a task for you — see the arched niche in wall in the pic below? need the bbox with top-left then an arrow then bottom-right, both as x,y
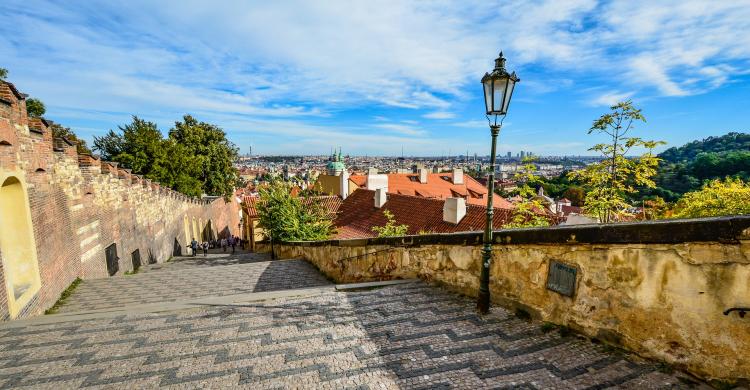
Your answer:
192,217 -> 199,243
207,220 -> 215,241
0,175 -> 42,319
183,215 -> 190,248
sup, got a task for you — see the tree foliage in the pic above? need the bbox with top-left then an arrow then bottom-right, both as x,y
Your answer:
93,115 -> 238,197
672,178 -> 750,218
25,98 -> 46,118
0,67 -> 7,80
169,115 -> 239,197
372,210 -> 409,237
640,132 -> 750,201
569,101 -> 664,223
660,132 -> 750,163
562,186 -> 585,207
51,123 -> 92,155
504,157 -> 551,229
256,180 -> 334,241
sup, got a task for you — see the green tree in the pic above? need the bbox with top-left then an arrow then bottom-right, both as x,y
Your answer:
93,115 -> 239,198
372,210 -> 409,237
94,116 -> 165,174
672,178 -> 750,218
562,186 -> 585,207
25,98 -> 46,118
0,67 -> 7,80
51,123 -> 92,155
168,115 -> 239,198
158,140 -> 204,197
504,157 -> 551,228
569,101 -> 665,223
641,132 -> 750,201
643,196 -> 671,220
256,180 -> 334,241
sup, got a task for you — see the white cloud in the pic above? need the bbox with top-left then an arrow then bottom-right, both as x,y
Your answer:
423,111 -> 455,120
588,90 -> 635,107
1,0 -> 750,155
374,123 -> 427,136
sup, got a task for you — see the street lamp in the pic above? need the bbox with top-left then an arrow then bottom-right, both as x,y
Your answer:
478,52 -> 519,314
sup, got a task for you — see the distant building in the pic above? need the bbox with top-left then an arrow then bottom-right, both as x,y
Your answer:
313,149 -> 356,199
334,189 -> 514,239
348,169 -> 514,209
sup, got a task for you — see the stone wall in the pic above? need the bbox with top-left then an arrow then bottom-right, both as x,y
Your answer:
0,80 -> 240,320
275,216 -> 750,381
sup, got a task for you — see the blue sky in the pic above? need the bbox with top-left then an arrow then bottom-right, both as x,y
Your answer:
1,1 -> 749,156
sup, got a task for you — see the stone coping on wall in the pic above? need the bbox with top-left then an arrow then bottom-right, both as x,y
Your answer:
282,215 -> 750,247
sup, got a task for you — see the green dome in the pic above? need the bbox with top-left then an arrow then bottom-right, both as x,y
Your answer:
326,149 -> 346,175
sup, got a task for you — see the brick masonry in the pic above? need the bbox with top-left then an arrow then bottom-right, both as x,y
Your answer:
0,79 -> 240,321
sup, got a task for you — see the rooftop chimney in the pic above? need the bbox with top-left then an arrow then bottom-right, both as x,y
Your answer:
366,173 -> 388,192
374,188 -> 387,208
419,168 -> 428,184
340,169 -> 350,200
452,168 -> 464,185
443,197 -> 466,224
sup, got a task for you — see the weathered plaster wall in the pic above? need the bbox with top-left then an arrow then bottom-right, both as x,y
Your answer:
0,81 -> 240,320
275,217 -> 750,381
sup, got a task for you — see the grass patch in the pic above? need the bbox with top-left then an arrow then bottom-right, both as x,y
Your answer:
709,380 -> 737,390
44,278 -> 82,315
539,322 -> 573,338
540,322 -> 557,333
124,268 -> 140,276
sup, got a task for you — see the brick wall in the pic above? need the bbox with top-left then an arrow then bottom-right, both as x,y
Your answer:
0,80 -> 240,320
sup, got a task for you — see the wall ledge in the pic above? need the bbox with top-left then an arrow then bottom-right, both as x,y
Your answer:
281,215 -> 750,247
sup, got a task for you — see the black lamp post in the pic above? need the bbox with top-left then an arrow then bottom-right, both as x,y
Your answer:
477,52 -> 519,314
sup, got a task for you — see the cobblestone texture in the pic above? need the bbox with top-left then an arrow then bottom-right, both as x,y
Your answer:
55,250 -> 332,313
0,278 -> 699,389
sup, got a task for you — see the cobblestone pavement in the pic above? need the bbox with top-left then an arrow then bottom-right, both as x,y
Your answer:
0,282 -> 699,389
55,250 -> 332,313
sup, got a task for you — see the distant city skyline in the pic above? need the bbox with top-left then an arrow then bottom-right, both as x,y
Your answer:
1,1 -> 749,156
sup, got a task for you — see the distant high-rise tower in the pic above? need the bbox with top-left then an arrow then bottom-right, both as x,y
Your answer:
520,151 -> 525,158
507,151 -> 511,158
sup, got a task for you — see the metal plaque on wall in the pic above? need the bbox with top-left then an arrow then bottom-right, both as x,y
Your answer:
546,260 -> 577,297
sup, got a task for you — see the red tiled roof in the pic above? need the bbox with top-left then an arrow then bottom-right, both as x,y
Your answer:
560,205 -> 583,216
334,189 -> 514,239
348,172 -> 513,209
349,175 -> 366,187
242,196 -> 260,218
242,195 -> 342,219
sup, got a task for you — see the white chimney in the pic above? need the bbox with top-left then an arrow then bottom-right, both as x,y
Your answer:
339,169 -> 349,200
452,168 -> 464,185
366,173 -> 388,192
443,197 -> 466,224
374,188 -> 387,208
419,168 -> 428,184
